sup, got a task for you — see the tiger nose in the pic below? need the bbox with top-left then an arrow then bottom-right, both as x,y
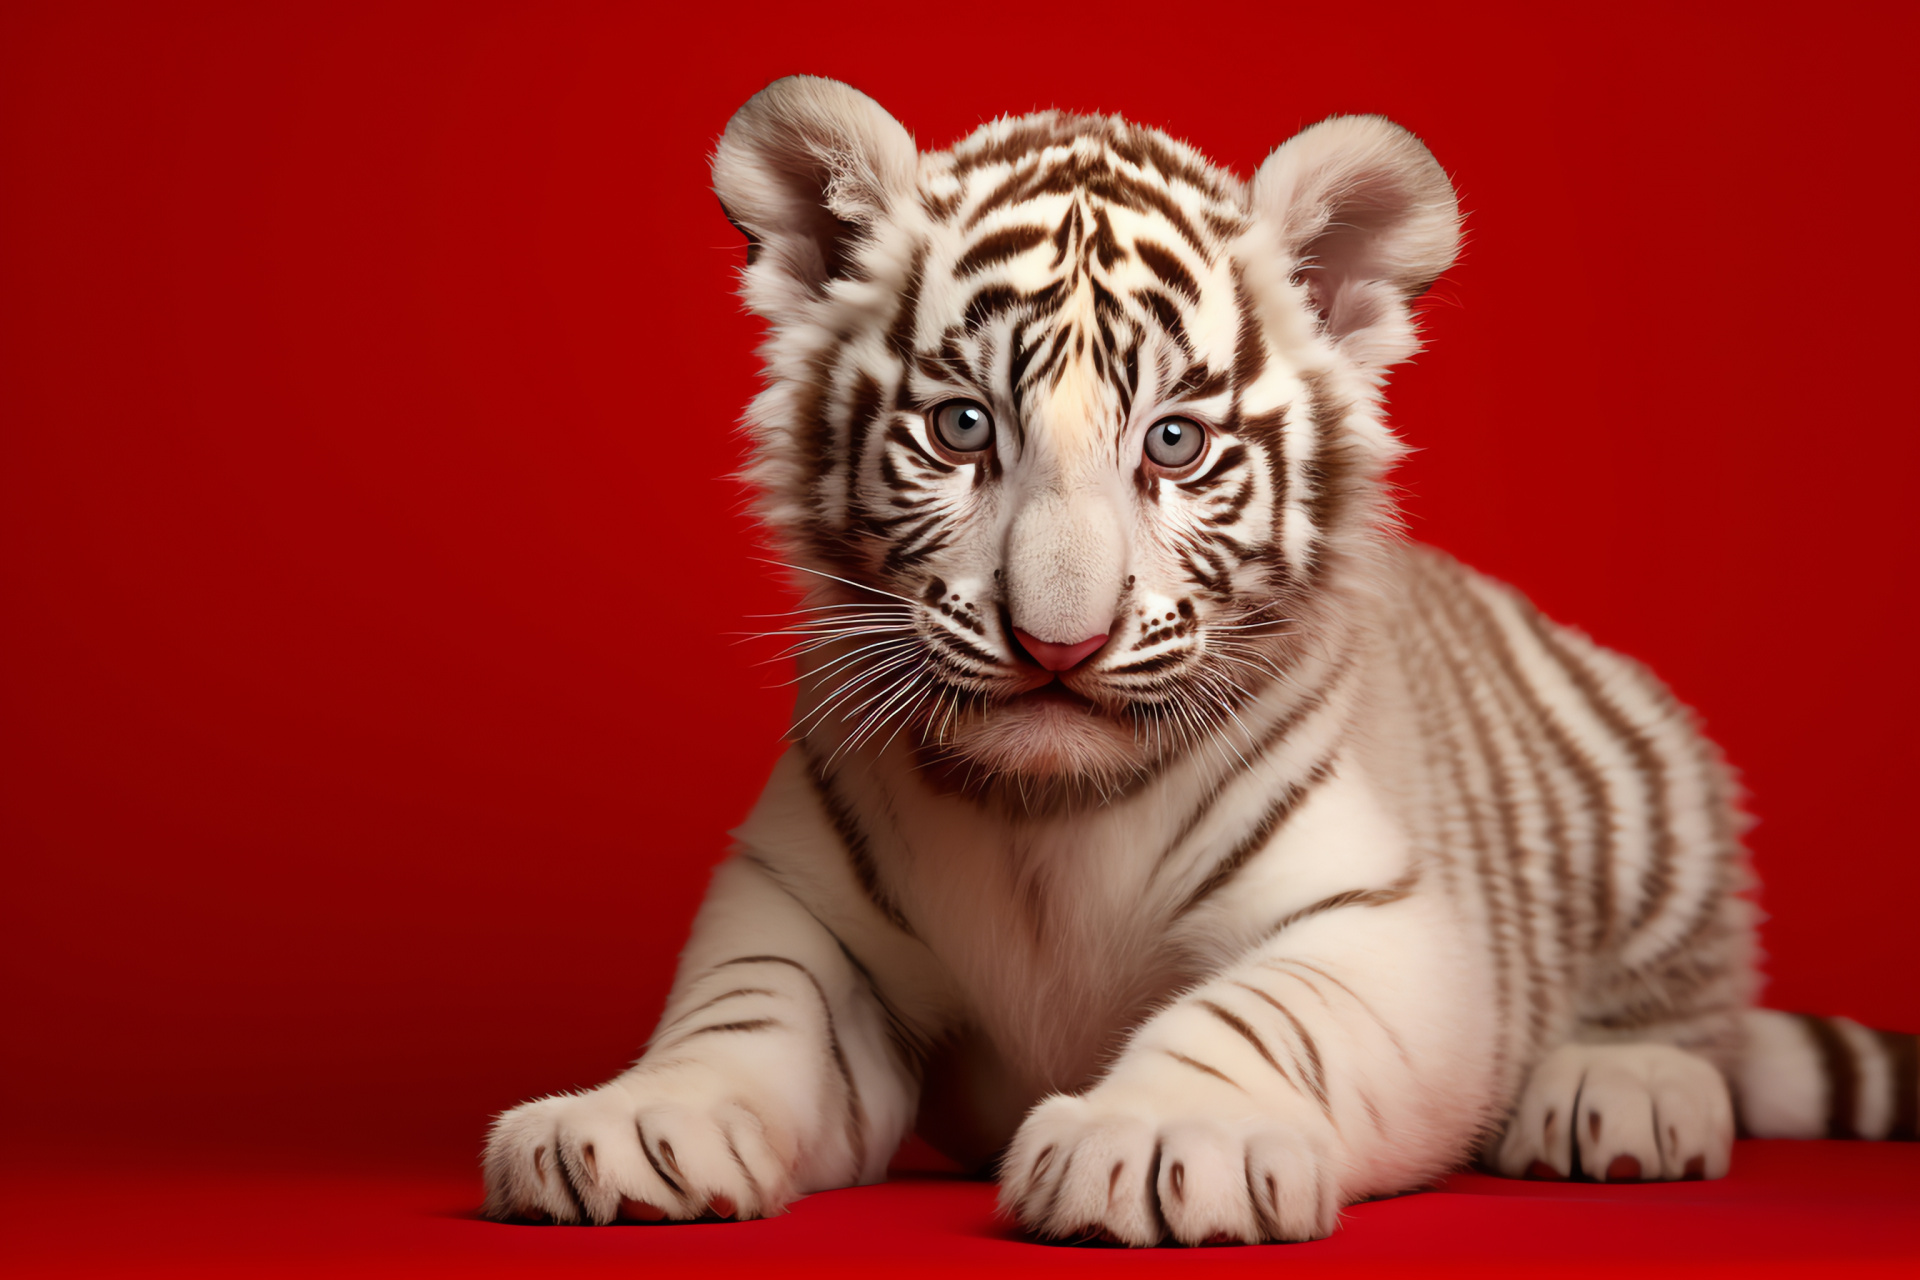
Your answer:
1012,629 -> 1109,673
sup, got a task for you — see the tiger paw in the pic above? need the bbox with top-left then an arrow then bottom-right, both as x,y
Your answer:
998,1090 -> 1340,1246
481,1070 -> 796,1224
1492,1042 -> 1733,1182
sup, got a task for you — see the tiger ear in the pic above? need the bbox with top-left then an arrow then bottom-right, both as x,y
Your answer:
1249,115 -> 1460,373
712,76 -> 919,318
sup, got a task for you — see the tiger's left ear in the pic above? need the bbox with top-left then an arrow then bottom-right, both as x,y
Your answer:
712,76 -> 919,321
1249,115 -> 1460,373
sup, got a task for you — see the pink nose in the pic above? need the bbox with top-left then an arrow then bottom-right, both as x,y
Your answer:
1013,629 -> 1109,673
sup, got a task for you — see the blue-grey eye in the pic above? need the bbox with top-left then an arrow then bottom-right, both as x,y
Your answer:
1145,416 -> 1205,470
930,400 -> 994,455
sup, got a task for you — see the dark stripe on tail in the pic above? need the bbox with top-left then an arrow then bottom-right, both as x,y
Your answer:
1797,1014 -> 1860,1139
1876,1029 -> 1919,1141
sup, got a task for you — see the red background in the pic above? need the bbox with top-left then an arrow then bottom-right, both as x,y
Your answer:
3,0 -> 1915,1196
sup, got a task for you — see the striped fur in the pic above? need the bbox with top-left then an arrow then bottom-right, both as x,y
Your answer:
480,78 -> 1915,1242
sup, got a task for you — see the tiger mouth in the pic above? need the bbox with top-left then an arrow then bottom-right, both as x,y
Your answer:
1009,680 -> 1104,713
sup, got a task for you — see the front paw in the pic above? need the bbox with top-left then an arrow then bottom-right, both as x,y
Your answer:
482,1067 -> 795,1224
998,1091 -> 1339,1246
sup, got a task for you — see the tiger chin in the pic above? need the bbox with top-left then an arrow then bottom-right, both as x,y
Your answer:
481,77 -> 1917,1244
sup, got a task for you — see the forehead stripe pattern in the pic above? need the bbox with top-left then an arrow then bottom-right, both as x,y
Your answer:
776,109 -> 1382,619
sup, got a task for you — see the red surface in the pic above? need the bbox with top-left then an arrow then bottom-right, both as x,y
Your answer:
4,1145 -> 1916,1277
1,2 -> 1917,1263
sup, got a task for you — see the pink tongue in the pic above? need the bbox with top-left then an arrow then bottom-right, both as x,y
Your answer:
1014,629 -> 1109,672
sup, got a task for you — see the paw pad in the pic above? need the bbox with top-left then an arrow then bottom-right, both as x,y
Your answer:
1603,1155 -> 1641,1183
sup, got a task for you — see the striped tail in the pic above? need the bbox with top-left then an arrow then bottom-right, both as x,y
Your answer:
1735,1009 -> 1918,1141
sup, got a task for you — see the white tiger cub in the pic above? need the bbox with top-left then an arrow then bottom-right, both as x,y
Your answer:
482,77 -> 1918,1243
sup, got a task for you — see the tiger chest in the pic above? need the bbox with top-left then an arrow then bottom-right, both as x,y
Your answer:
884,804 -> 1202,1103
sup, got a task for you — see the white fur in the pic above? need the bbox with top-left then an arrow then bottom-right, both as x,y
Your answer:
481,79 -> 1888,1242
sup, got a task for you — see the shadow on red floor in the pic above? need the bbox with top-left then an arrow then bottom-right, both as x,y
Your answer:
4,1142 -> 1916,1277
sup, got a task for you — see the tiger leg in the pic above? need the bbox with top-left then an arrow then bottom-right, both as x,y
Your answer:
999,891 -> 1498,1245
1491,1042 -> 1734,1181
482,856 -> 917,1223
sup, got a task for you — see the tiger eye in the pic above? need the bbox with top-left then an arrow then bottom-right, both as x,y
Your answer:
1144,416 -> 1205,470
930,400 -> 994,455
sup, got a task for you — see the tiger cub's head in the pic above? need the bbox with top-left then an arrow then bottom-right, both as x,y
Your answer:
716,77 -> 1458,801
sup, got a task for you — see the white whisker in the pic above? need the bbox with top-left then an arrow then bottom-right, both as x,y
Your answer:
794,650 -> 923,737
786,636 -> 922,689
757,558 -> 924,607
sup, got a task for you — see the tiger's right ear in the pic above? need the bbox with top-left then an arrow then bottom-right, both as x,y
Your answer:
712,76 -> 918,319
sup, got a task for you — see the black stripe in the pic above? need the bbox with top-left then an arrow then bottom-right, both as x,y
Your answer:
950,116 -> 1094,179
1172,758 -> 1336,917
1134,238 -> 1198,300
842,372 -> 886,523
1798,1014 -> 1860,1139
1089,205 -> 1127,268
1446,574 -> 1598,998
801,744 -> 915,937
1518,605 -> 1677,944
552,1144 -> 593,1221
1611,726 -> 1742,993
1198,998 -> 1294,1088
921,188 -> 962,223
1229,267 -> 1266,393
1296,370 -> 1360,576
886,242 -> 927,359
1087,165 -> 1212,257
1501,592 -> 1620,951
1048,202 -> 1079,268
954,223 -> 1051,276
725,856 -> 930,1074
962,283 -> 1021,331
1874,1029 -> 1918,1141
927,627 -> 1002,669
674,1018 -> 782,1040
1246,1152 -> 1279,1240
959,163 -> 1041,230
1164,1050 -> 1244,1091
1168,361 -> 1229,400
1133,287 -> 1191,354
658,987 -> 776,1033
1268,958 -> 1412,1065
883,419 -> 953,474
1008,323 -> 1045,395
1405,568 -> 1514,1087
1145,1141 -> 1168,1239
1150,659 -> 1350,882
1422,569 -> 1552,1056
1108,126 -> 1235,199
1020,325 -> 1074,394
1186,443 -> 1247,491
1038,1151 -> 1077,1226
1230,984 -> 1330,1117
637,1123 -> 688,1198
1259,876 -> 1417,943
1105,651 -> 1189,677
722,1126 -> 765,1208
713,955 -> 869,1175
